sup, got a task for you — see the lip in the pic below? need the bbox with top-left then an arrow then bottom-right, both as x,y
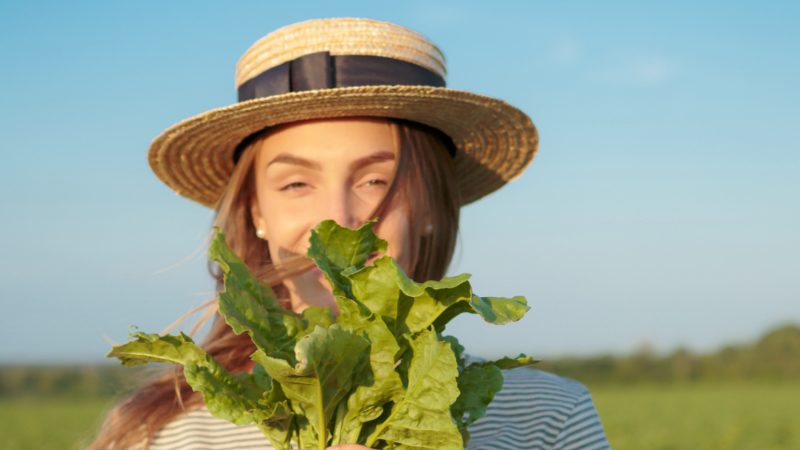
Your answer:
365,252 -> 380,265
310,266 -> 323,277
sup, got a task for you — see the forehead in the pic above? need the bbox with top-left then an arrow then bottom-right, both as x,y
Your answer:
255,117 -> 398,165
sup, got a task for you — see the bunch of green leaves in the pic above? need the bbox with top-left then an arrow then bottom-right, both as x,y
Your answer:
109,220 -> 535,450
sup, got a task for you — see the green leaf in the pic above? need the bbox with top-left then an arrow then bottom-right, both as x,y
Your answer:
307,219 -> 387,298
346,257 -> 404,320
468,295 -> 530,325
450,363 -> 503,429
300,306 -> 334,331
250,364 -> 295,450
112,222 -> 535,450
440,335 -> 466,372
346,256 -> 473,335
479,354 -> 539,370
108,332 -> 259,426
209,227 -> 301,363
334,298 -> 404,444
365,329 -> 463,450
449,354 -> 538,444
397,281 -> 474,335
347,255 -> 529,336
255,325 -> 371,450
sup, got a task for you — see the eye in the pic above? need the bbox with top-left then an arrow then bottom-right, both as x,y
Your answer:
279,181 -> 309,191
361,177 -> 389,188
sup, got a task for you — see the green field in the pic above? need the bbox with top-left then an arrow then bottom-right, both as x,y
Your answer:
590,382 -> 800,450
2,383 -> 799,449
0,396 -> 116,450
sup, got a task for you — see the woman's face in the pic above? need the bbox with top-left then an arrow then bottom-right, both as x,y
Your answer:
250,117 -> 411,314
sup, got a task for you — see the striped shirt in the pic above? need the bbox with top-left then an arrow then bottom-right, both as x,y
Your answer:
146,367 -> 609,450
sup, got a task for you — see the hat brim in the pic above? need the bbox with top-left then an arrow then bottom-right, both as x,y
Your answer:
147,85 -> 538,208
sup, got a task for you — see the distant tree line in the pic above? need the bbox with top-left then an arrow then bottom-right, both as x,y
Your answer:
535,323 -> 800,384
0,363 -> 159,398
2,324 -> 799,397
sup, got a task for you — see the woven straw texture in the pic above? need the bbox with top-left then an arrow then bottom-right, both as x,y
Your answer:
237,17 -> 447,87
147,18 -> 538,208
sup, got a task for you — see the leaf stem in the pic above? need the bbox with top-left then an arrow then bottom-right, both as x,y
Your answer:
316,364 -> 327,450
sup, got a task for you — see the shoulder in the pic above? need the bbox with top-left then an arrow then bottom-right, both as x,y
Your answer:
502,364 -> 591,394
147,407 -> 275,450
467,367 -> 611,450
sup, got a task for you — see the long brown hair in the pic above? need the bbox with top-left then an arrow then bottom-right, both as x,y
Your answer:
87,117 -> 461,449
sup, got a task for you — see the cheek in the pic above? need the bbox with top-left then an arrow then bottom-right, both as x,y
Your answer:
260,203 -> 315,262
377,208 -> 413,271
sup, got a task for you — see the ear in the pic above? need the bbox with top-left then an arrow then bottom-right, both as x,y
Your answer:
250,197 -> 269,240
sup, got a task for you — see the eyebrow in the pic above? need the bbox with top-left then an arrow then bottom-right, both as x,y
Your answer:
349,150 -> 395,172
266,153 -> 322,171
265,150 -> 395,172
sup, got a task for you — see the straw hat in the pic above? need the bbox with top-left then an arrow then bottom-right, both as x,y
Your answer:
147,17 -> 539,207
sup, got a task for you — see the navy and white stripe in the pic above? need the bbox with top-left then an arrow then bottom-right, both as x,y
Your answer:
467,367 -> 609,449
145,368 -> 610,450
149,414 -> 275,450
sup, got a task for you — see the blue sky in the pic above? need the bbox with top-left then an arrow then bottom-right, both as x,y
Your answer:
1,1 -> 798,362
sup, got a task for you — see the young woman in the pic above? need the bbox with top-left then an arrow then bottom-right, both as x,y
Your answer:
89,18 -> 610,450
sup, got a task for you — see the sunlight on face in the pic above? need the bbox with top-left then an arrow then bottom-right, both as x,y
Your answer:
250,117 -> 411,314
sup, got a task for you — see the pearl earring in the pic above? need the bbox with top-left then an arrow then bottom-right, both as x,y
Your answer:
256,228 -> 265,238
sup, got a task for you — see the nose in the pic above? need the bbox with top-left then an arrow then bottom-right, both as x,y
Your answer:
324,186 -> 363,230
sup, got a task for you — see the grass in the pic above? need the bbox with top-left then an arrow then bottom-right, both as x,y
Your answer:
2,383 -> 799,449
0,396 -> 116,450
590,382 -> 800,450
